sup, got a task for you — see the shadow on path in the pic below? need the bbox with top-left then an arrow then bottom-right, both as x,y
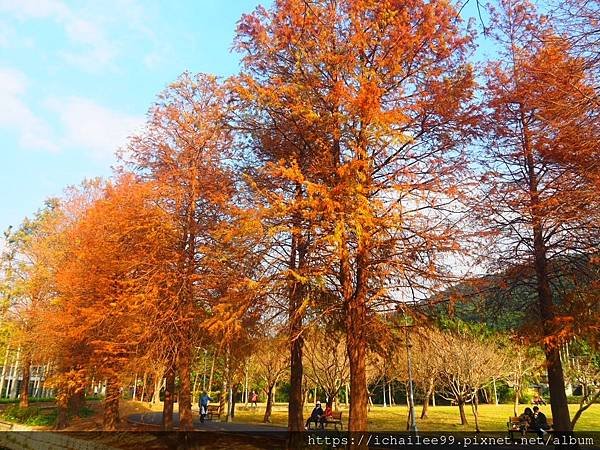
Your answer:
127,412 -> 285,432
125,413 -> 288,449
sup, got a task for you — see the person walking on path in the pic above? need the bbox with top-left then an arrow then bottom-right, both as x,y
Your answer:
199,391 -> 212,423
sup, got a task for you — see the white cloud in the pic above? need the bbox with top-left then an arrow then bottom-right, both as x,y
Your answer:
0,68 -> 58,151
0,66 -> 143,159
143,51 -> 163,69
46,96 -> 144,160
0,21 -> 14,47
0,0 -> 117,72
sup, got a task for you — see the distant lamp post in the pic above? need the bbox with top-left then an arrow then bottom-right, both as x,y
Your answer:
403,308 -> 418,433
202,349 -> 208,392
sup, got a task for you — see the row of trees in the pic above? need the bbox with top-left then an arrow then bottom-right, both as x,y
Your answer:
0,0 -> 598,434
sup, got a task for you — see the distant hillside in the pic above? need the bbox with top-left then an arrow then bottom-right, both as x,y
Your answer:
425,254 -> 599,332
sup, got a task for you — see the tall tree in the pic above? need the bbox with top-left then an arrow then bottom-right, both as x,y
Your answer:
0,201 -> 63,408
479,0 -> 600,431
125,73 -> 235,430
48,177 -> 176,430
436,328 -> 506,430
234,0 -> 475,430
304,327 -> 349,408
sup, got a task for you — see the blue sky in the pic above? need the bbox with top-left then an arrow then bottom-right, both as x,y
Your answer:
0,0 -> 266,238
1,0 -> 491,242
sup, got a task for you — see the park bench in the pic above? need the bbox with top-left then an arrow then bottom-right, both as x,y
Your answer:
206,405 -> 221,421
507,416 -> 553,439
323,411 -> 343,430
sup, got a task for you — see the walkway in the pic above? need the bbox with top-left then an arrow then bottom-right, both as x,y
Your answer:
126,412 -> 288,449
127,411 -> 285,432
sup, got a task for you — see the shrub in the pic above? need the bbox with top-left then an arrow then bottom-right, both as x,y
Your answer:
0,396 -> 56,404
519,388 -> 535,404
79,406 -> 94,418
25,409 -> 57,426
2,405 -> 41,423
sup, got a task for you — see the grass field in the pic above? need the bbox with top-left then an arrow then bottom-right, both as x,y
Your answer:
232,402 -> 600,432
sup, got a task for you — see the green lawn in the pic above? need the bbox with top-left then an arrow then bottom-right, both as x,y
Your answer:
233,403 -> 600,432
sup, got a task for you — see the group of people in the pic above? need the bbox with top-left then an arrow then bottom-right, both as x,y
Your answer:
305,401 -> 333,430
518,406 -> 550,437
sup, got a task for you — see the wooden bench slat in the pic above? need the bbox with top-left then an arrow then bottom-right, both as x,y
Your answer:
205,405 -> 221,421
507,416 -> 553,439
323,411 -> 343,430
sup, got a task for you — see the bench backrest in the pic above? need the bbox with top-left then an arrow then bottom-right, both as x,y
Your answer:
207,405 -> 221,412
331,411 -> 342,420
509,416 -> 553,426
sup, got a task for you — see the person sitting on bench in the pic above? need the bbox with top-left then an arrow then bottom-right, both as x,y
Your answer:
319,402 -> 333,429
518,407 -> 534,435
305,401 -> 324,430
533,406 -> 549,437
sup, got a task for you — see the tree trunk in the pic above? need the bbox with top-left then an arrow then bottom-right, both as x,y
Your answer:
421,378 -> 435,419
482,387 -> 489,404
345,292 -> 368,430
493,378 -> 498,405
132,373 -> 138,401
513,383 -> 520,417
9,347 -> 20,399
192,373 -> 199,401
161,365 -> 175,430
103,377 -> 120,431
244,363 -> 249,405
524,112 -> 571,433
55,393 -> 69,430
33,373 -> 40,399
19,354 -> 31,408
208,353 -> 216,393
534,227 -> 572,432
263,385 -> 274,423
471,393 -> 480,433
288,194 -> 307,433
219,376 -> 227,422
346,382 -> 350,406
178,344 -> 193,431
458,400 -> 468,425
152,374 -> 162,404
343,244 -> 368,431
0,346 -> 10,398
39,361 -> 50,398
69,389 -> 85,416
303,383 -> 309,406
289,323 -> 305,432
571,390 -> 600,429
382,377 -> 387,407
140,372 -> 147,402
231,384 -> 238,419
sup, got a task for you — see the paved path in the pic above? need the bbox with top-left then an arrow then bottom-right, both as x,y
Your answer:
127,412 -> 285,432
126,413 -> 288,449
0,432 -> 118,450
